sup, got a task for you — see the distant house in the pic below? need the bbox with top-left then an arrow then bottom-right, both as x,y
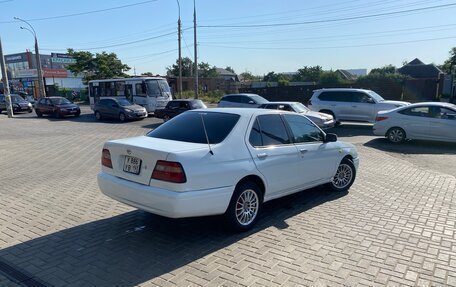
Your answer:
398,58 -> 443,79
215,68 -> 239,82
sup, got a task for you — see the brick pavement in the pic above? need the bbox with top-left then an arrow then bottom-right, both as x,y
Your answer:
0,109 -> 455,286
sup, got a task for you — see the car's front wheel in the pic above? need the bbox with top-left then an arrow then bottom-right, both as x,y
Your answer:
95,111 -> 102,120
328,159 -> 356,192
225,181 -> 262,232
386,127 -> 406,143
119,113 -> 126,122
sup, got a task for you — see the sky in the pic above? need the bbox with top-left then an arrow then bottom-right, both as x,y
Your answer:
1,0 -> 456,76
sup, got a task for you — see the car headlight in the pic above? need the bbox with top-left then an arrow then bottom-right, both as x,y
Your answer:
124,108 -> 133,113
28,103 -> 32,107
60,108 -> 67,111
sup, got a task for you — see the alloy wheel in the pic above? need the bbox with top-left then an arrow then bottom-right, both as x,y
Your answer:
332,163 -> 353,189
235,189 -> 259,226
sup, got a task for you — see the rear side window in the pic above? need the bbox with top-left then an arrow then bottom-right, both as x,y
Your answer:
249,114 -> 291,147
399,106 -> 430,117
318,91 -> 353,102
222,95 -> 239,103
147,112 -> 240,144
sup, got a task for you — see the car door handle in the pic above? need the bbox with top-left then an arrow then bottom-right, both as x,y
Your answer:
299,149 -> 308,154
257,153 -> 267,159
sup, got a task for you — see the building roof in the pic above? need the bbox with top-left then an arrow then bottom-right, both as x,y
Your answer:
398,58 -> 443,79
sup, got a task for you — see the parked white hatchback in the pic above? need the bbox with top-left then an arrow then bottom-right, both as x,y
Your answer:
373,102 -> 456,143
98,108 -> 359,231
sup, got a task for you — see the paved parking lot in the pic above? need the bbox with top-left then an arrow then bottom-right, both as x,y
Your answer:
1,106 -> 455,287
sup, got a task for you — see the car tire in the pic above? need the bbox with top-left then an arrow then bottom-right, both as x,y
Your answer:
163,115 -> 170,122
36,110 -> 42,117
75,111 -> 80,117
327,158 -> 356,192
0,109 -> 2,114
224,181 -> 262,232
119,112 -> 126,122
95,111 -> 102,120
386,127 -> 406,143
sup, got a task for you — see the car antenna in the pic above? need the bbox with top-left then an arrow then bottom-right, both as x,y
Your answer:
199,113 -> 214,155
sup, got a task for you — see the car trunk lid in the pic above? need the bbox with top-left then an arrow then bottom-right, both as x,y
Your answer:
104,136 -> 206,186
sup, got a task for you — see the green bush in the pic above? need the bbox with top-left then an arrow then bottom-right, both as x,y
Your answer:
177,89 -> 224,104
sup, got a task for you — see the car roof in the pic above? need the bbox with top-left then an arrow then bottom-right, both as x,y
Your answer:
170,99 -> 199,102
262,101 -> 299,105
222,93 -> 260,97
313,88 -> 373,93
192,107 -> 292,116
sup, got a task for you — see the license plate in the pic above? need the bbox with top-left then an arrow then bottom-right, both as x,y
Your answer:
123,156 -> 142,175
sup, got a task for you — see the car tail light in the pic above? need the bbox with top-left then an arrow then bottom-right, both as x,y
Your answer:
375,116 -> 388,122
101,149 -> 113,168
152,160 -> 186,183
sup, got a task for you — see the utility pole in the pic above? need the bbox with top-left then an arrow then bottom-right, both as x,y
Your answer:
193,0 -> 198,99
0,37 -> 13,118
15,17 -> 46,99
176,0 -> 182,99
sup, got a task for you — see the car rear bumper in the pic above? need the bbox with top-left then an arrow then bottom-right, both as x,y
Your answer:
126,112 -> 148,119
98,172 -> 234,218
372,124 -> 388,136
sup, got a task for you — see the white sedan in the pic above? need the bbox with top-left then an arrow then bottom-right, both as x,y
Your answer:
98,108 -> 359,231
373,102 -> 456,143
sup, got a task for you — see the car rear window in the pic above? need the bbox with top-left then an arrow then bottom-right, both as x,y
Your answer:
147,111 -> 240,144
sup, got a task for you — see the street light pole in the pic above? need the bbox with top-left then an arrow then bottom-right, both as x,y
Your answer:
0,37 -> 13,118
14,17 -> 46,99
176,0 -> 182,99
193,0 -> 198,99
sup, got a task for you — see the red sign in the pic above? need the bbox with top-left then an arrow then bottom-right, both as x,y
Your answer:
43,68 -> 68,78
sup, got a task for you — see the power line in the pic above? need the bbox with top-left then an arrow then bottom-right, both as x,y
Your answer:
200,3 -> 456,28
200,35 -> 456,50
200,23 -> 456,44
41,27 -> 192,51
0,0 -> 157,24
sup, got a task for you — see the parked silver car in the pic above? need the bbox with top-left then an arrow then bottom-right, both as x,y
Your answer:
217,93 -> 269,108
373,102 -> 456,143
259,101 -> 335,129
308,88 -> 409,124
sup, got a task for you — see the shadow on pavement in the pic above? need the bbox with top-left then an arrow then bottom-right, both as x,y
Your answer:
326,123 -> 374,138
364,138 -> 456,155
0,186 -> 346,286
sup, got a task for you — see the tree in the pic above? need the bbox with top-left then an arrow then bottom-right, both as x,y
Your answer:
263,71 -> 278,82
166,57 -> 194,77
439,47 -> 456,73
318,71 -> 346,85
369,64 -> 397,75
240,71 -> 255,81
293,66 -> 323,82
198,62 -> 218,77
141,72 -> 155,77
67,49 -> 130,84
225,66 -> 235,73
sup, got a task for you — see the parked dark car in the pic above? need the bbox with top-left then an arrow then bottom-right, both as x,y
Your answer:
93,98 -> 148,122
35,97 -> 81,118
154,99 -> 207,121
0,94 -> 33,114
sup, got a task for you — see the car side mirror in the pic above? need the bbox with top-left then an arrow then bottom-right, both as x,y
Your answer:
324,133 -> 337,143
